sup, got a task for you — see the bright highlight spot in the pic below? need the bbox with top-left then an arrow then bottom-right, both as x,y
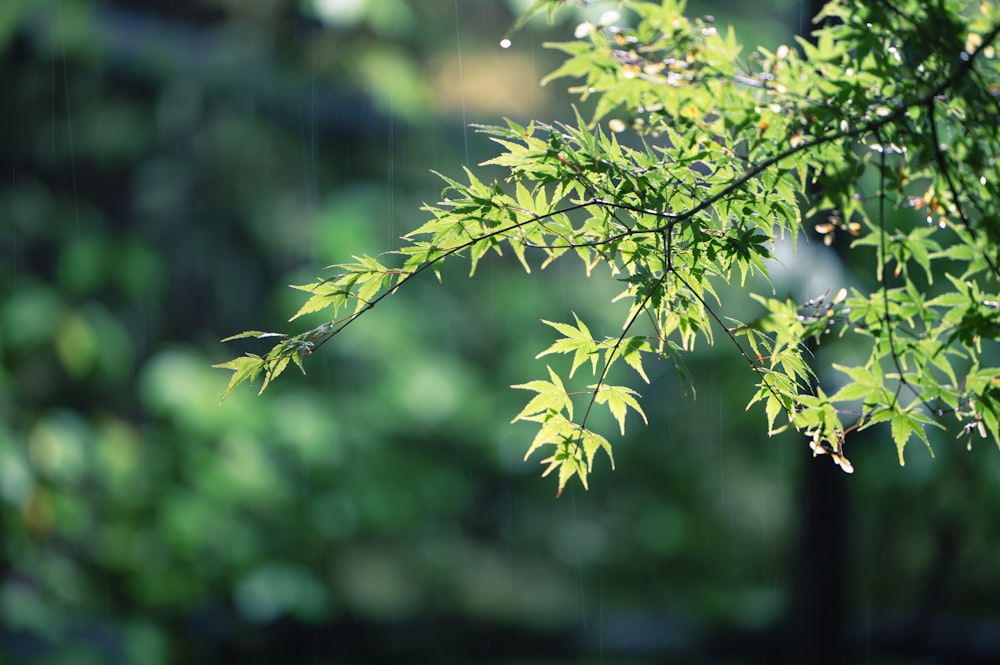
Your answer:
500,39 -> 511,49
312,0 -> 365,25
599,10 -> 620,25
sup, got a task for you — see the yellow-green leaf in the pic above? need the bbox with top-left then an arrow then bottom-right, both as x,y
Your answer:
592,384 -> 646,436
213,354 -> 265,402
511,365 -> 573,421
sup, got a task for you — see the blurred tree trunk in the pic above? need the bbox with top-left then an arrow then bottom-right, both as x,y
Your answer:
786,1 -> 848,663
788,459 -> 847,662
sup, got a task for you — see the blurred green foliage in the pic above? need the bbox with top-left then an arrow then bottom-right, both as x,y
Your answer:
2,0 -> 1000,664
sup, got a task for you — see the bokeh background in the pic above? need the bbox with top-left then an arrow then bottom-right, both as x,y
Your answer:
2,0 -> 999,663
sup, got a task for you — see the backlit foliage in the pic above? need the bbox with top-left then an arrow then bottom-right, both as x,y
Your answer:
218,0 -> 1000,495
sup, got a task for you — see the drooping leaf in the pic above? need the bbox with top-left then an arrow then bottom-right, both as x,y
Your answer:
213,354 -> 266,402
591,384 -> 647,436
511,365 -> 574,422
536,314 -> 598,377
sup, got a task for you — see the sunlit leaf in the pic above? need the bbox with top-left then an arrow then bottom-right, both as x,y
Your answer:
213,355 -> 266,402
592,384 -> 647,436
511,365 -> 574,422
536,314 -> 598,377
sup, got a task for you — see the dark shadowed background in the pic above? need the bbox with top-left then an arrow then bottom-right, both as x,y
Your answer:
2,0 -> 999,663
